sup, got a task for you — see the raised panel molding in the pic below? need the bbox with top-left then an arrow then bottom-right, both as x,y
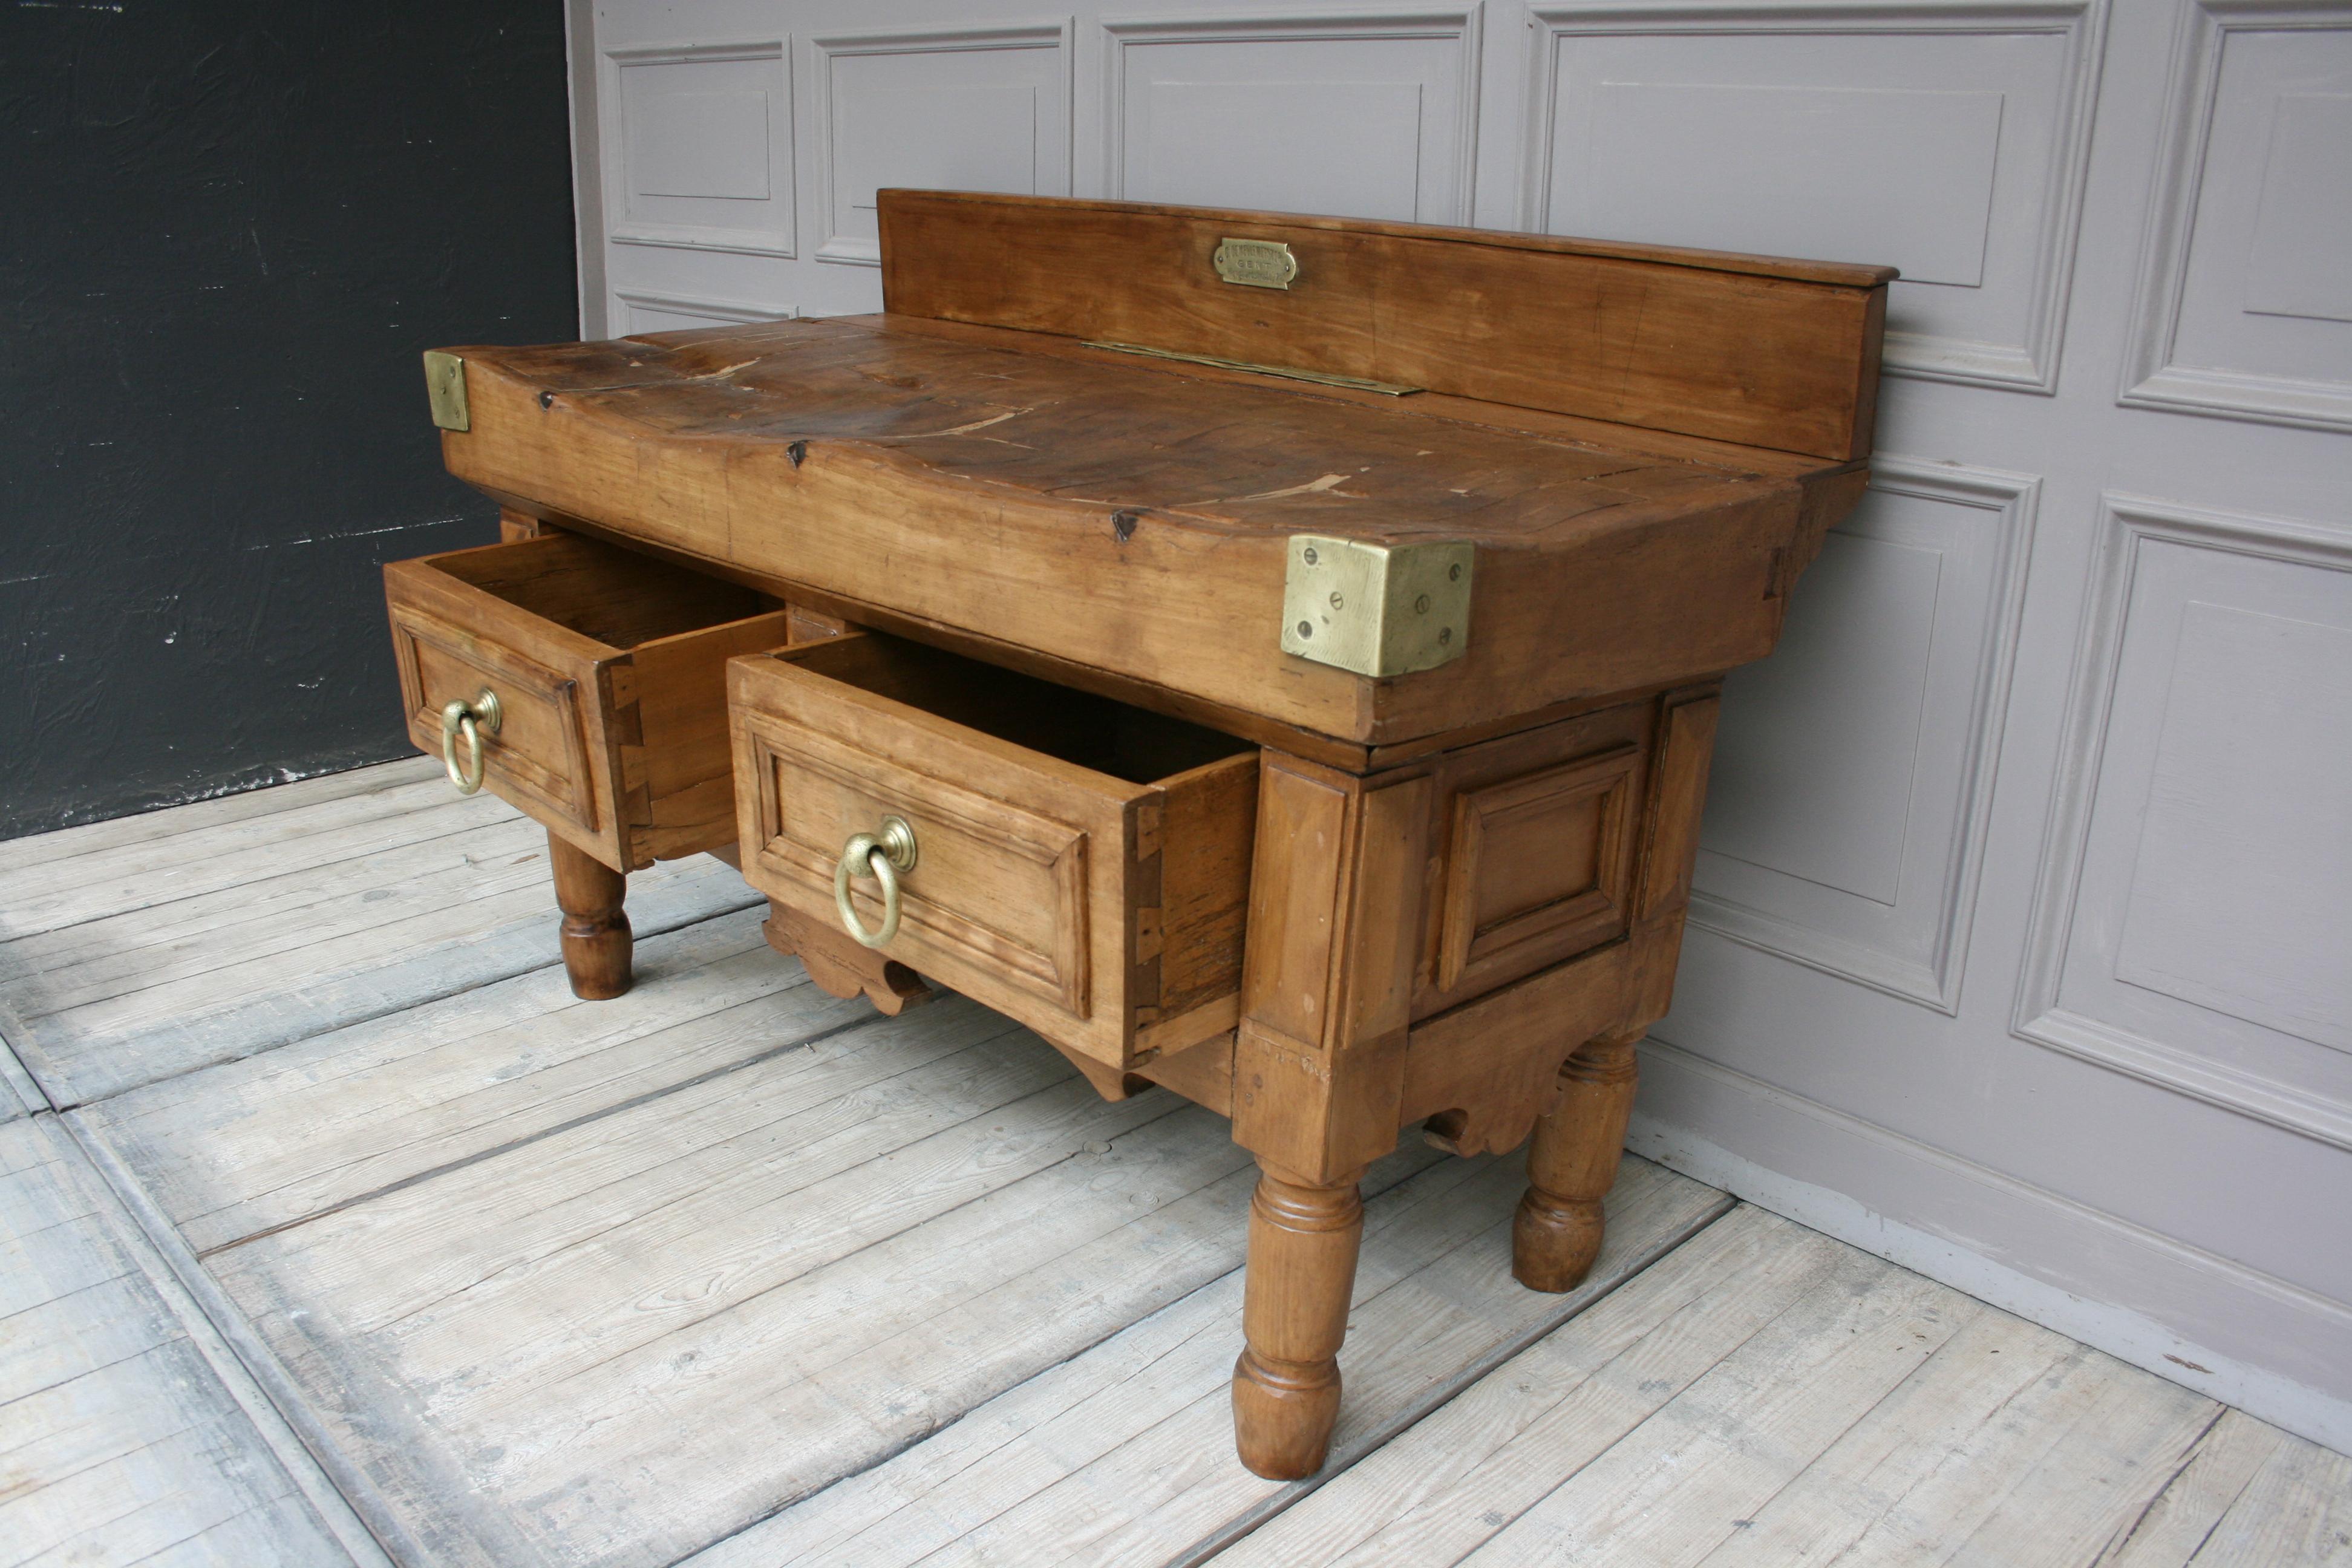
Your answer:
2120,0 -> 2352,432
602,39 -> 795,258
1690,457 -> 2038,1013
2017,495 -> 2352,1151
1101,7 -> 1483,224
609,290 -> 798,335
811,22 -> 1074,267
1522,0 -> 2106,393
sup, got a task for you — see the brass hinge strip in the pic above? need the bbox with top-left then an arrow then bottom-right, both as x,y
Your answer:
1083,341 -> 1422,397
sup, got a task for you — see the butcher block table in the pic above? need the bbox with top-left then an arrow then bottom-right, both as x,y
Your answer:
386,189 -> 1892,1479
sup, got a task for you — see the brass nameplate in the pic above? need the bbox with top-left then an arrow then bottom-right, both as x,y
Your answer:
1214,238 -> 1298,290
422,351 -> 470,433
1282,536 -> 1474,678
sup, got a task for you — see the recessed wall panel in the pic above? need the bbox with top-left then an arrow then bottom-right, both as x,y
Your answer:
1105,12 -> 1478,223
1576,82 -> 2004,288
2019,498 -> 2352,1148
1526,2 -> 2102,391
1691,460 -> 2036,1011
813,25 -> 1072,266
605,41 -> 795,256
2114,603 -> 2352,1050
610,290 -> 796,335
1140,79 -> 1426,220
2125,6 -> 2352,429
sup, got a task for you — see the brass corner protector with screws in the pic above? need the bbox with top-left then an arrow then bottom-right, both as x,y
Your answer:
423,350 -> 470,432
1281,536 -> 1474,678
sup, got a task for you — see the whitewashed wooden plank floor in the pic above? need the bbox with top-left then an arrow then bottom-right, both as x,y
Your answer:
0,757 -> 760,1108
0,1053 -> 384,1567
2,760 -> 2345,1567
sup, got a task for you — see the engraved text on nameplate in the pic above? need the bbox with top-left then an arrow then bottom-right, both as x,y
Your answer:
1213,238 -> 1298,290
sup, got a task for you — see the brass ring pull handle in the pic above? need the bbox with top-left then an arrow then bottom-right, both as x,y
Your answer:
833,815 -> 918,949
438,689 -> 503,795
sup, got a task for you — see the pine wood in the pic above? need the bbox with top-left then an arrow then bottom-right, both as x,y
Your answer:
1514,1030 -> 1643,1293
435,198 -> 1883,748
1413,701 -> 1655,1017
1232,1163 -> 1367,1479
548,829 -> 632,999
729,632 -> 1256,1072
446,317 -> 1838,743
761,898 -> 932,1016
880,189 -> 1892,460
396,190 -> 1892,1477
384,531 -> 792,872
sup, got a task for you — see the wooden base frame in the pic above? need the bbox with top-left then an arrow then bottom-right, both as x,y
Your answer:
762,900 -> 933,1016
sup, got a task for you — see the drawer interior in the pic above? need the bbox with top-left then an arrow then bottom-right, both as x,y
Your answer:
387,529 -> 795,869
769,633 -> 1254,784
431,532 -> 776,652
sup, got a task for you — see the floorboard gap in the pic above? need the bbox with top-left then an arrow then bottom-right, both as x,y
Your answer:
188,998 -> 933,1261
31,893 -> 765,1112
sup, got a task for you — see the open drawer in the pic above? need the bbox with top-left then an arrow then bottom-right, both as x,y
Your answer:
729,633 -> 1259,1073
385,532 -> 799,870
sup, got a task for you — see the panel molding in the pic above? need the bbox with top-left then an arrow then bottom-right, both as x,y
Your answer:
1521,0 -> 2106,393
2016,493 -> 2352,1151
809,21 -> 1075,267
2120,0 -> 2352,432
609,289 -> 799,335
1690,456 -> 2038,1014
601,38 -> 796,257
1100,5 -> 1485,224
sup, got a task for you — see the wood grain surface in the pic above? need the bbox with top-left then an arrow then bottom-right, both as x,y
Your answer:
881,189 -> 1892,460
435,188 -> 1879,747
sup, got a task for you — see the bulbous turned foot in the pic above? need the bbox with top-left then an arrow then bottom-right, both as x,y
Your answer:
548,834 -> 632,1000
1232,1350 -> 1342,1479
1513,1187 -> 1605,1293
1512,1031 -> 1641,1295
1230,1163 -> 1364,1480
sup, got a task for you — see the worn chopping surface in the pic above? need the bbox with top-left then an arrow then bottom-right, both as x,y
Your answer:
454,315 -> 1795,546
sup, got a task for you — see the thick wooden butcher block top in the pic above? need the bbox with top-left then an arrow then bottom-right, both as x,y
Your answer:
435,191 -> 1893,752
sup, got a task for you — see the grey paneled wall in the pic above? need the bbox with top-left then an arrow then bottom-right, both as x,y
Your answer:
573,0 -> 2352,1449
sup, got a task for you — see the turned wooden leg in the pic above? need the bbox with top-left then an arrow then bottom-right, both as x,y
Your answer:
547,832 -> 632,1000
1231,1162 -> 1365,1480
1514,1030 -> 1641,1292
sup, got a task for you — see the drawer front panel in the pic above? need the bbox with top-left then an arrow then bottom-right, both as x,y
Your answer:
388,603 -> 606,837
730,649 -> 1149,1065
746,718 -> 1093,1017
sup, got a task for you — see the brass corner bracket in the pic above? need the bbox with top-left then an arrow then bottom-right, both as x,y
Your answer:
423,350 -> 470,432
1281,536 -> 1474,678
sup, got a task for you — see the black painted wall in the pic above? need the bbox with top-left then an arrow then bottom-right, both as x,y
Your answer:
1,1 -> 577,839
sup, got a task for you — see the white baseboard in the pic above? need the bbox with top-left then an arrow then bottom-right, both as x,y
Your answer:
1629,1038 -> 2352,1457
